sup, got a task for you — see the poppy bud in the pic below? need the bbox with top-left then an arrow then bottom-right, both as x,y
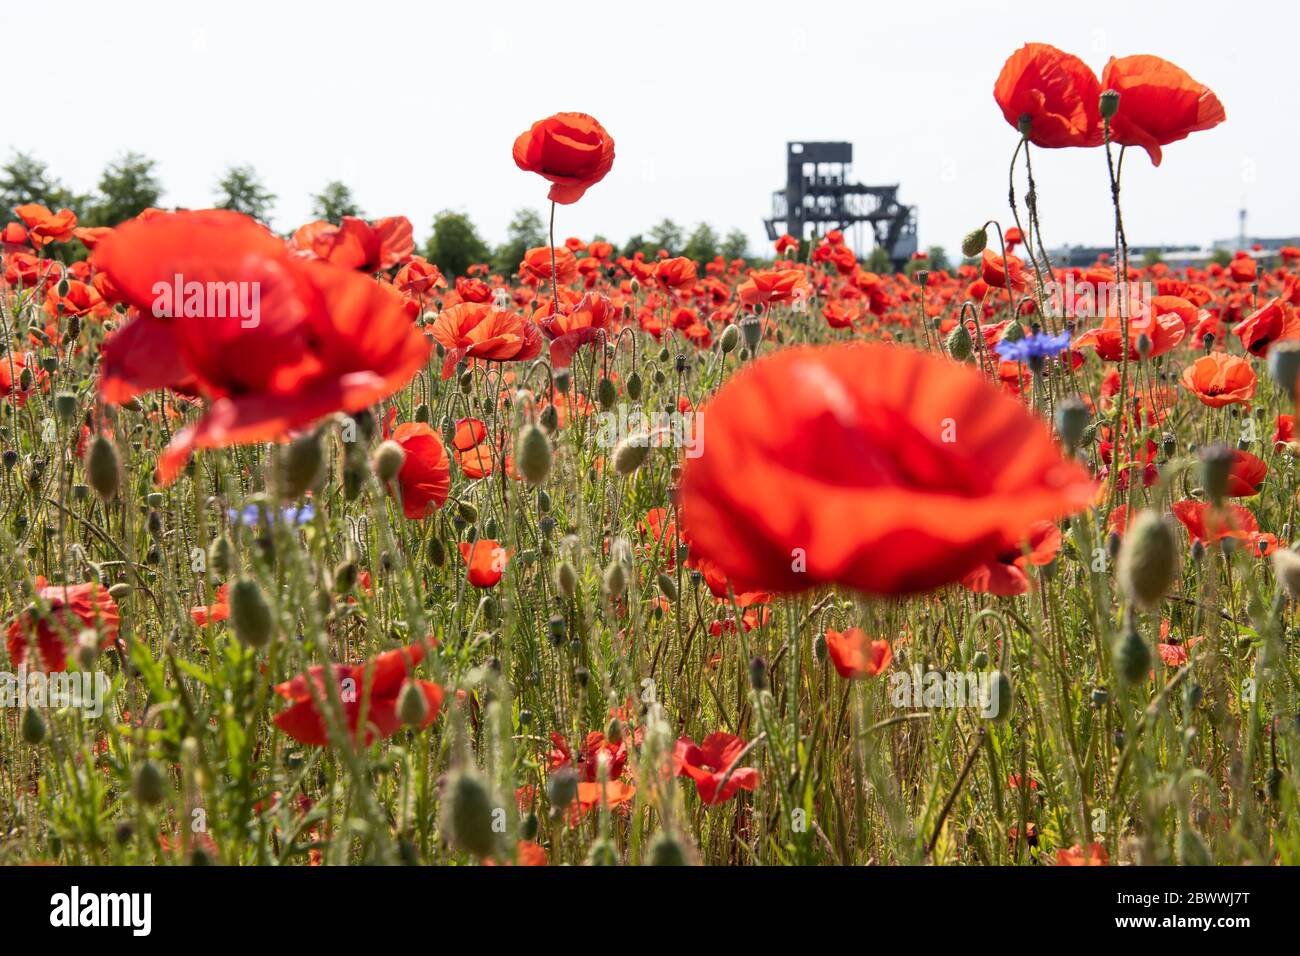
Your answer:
626,371 -> 643,401
1113,625 -> 1152,684
613,434 -> 650,476
586,838 -> 618,866
1268,341 -> 1300,398
373,440 -> 406,483
972,650 -> 989,669
1199,444 -> 1233,501
657,572 -> 678,602
229,577 -> 274,649
603,560 -> 626,597
1099,89 -> 1120,119
209,534 -> 235,577
342,451 -> 367,500
556,561 -> 577,598
605,717 -> 623,745
985,670 -> 1013,722
397,680 -> 429,727
21,706 -> 46,745
425,536 -> 446,567
1116,510 -> 1178,610
281,430 -> 324,499
521,811 -> 539,841
133,759 -> 167,806
333,559 -> 359,592
740,316 -> 762,352
945,321 -> 973,361
1001,321 -> 1025,343
749,656 -> 767,691
1054,397 -> 1090,450
18,367 -> 32,391
554,368 -> 572,393
1272,547 -> 1300,601
812,632 -> 828,662
443,768 -> 499,859
648,831 -> 688,866
1135,332 -> 1152,359
1091,686 -> 1109,708
86,434 -> 121,501
961,228 -> 988,258
546,766 -> 578,811
54,392 -> 78,423
596,377 -> 617,410
414,402 -> 430,423
108,582 -> 132,600
456,500 -> 478,524
1161,432 -> 1176,457
515,424 -> 552,486
719,323 -> 740,354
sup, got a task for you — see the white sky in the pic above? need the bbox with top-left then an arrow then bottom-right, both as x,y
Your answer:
3,0 -> 1295,256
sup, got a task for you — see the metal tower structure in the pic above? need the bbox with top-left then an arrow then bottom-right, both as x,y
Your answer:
763,142 -> 917,266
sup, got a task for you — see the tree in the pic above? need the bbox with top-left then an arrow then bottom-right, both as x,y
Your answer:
1140,247 -> 1164,268
864,246 -> 893,274
492,207 -> 546,274
215,165 -> 276,221
647,219 -> 684,255
425,210 -> 490,279
621,234 -> 648,259
681,222 -> 719,264
87,152 -> 162,227
310,181 -> 362,223
926,245 -> 951,273
0,151 -> 81,217
721,229 -> 750,263
1209,248 -> 1232,267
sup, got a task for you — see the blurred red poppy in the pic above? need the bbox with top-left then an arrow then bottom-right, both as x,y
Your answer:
459,539 -> 511,587
824,628 -> 892,679
6,576 -> 120,672
679,343 -> 1095,596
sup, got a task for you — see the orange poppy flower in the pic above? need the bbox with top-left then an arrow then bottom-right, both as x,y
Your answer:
1179,352 -> 1256,408
656,256 -> 698,290
431,302 -> 543,378
1232,298 -> 1300,357
290,216 -> 414,272
15,203 -> 78,247
1073,308 -> 1186,361
824,628 -> 893,679
1100,55 -> 1225,166
512,112 -> 615,205
737,268 -> 811,307
993,43 -> 1103,148
522,245 -> 579,285
678,343 -> 1095,596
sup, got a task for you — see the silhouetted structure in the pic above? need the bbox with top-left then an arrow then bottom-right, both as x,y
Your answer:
763,141 -> 916,266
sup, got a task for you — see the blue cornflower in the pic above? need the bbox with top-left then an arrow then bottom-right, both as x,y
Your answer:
229,503 -> 315,527
994,330 -> 1072,369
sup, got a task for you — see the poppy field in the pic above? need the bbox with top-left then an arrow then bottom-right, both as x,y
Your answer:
2,42 -> 1299,872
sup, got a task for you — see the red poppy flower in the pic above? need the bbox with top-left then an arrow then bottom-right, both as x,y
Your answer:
393,256 -> 447,297
548,731 -> 628,783
656,256 -> 697,290
512,112 -> 615,205
0,351 -> 46,407
191,582 -> 231,626
273,643 -> 442,747
1171,500 -> 1272,554
673,732 -> 760,805
6,576 -> 120,672
824,628 -> 893,679
961,520 -> 1061,596
993,43 -> 1103,148
1179,352 -> 1256,407
1274,414 -> 1295,451
981,248 -> 1029,293
1232,298 -> 1300,357
1225,449 -> 1267,498
1099,55 -> 1225,166
679,343 -> 1095,596
1056,843 -> 1108,866
94,210 -> 431,484
459,539 -> 511,588
522,245 -> 579,285
1073,307 -> 1186,361
431,303 -> 543,378
737,268 -> 812,307
289,216 -> 414,272
385,422 -> 451,519
15,203 -> 78,247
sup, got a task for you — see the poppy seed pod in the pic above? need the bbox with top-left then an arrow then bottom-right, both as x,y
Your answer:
962,227 -> 988,258
86,434 -> 121,501
603,560 -> 627,597
281,430 -> 324,499
1116,511 -> 1178,610
229,577 -> 274,649
626,371 -> 643,401
54,391 -> 78,423
373,440 -> 406,483
397,680 -> 430,727
719,323 -> 740,354
1113,626 -> 1152,684
515,424 -> 552,486
740,316 -> 762,352
443,768 -> 498,859
208,534 -> 235,577
657,572 -> 678,602
21,706 -> 46,745
1272,547 -> 1300,601
596,377 -> 617,410
1099,89 -> 1120,119
613,434 -> 650,476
